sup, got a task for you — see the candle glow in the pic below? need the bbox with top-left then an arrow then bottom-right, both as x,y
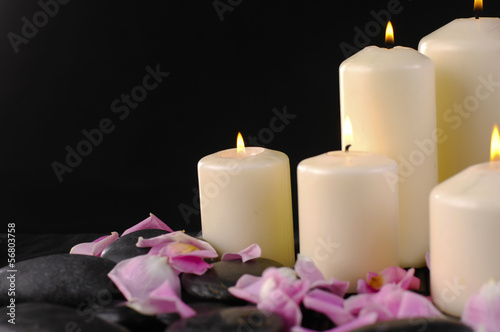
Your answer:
344,116 -> 353,150
237,132 -> 246,154
474,0 -> 483,13
491,125 -> 500,161
385,21 -> 394,47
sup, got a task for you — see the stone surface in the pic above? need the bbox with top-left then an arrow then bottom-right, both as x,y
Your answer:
97,301 -> 168,332
351,318 -> 473,332
181,258 -> 282,303
0,302 -> 129,332
165,306 -> 285,332
0,254 -> 122,307
101,229 -> 168,263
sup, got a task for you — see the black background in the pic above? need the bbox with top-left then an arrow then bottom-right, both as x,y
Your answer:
1,0 -> 499,234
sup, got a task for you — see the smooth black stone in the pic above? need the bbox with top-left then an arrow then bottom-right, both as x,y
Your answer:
157,302 -> 230,327
165,306 -> 285,332
97,301 -> 168,332
300,306 -> 335,331
181,258 -> 283,303
0,302 -> 129,332
0,254 -> 122,307
101,229 -> 168,263
351,318 -> 473,332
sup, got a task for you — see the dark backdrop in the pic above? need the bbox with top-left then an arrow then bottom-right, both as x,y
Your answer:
1,0 -> 498,234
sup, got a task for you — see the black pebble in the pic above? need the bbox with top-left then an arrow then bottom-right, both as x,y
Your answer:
0,254 -> 122,307
97,301 -> 168,332
165,306 -> 285,332
0,302 -> 129,332
181,258 -> 282,303
101,229 -> 168,263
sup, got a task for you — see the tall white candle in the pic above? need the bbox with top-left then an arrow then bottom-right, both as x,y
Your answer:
339,43 -> 437,268
419,16 -> 500,182
429,126 -> 500,316
298,130 -> 399,292
198,134 -> 295,267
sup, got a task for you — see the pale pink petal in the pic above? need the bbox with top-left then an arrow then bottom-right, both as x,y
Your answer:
169,255 -> 213,275
357,267 -> 420,294
147,280 -> 196,318
221,243 -> 262,262
358,303 -> 395,321
70,232 -> 119,257
137,231 -> 217,255
258,288 -> 302,330
294,254 -> 349,297
330,312 -> 378,332
344,292 -> 375,316
425,251 -> 431,270
462,280 -> 500,332
263,267 -> 309,304
108,255 -> 180,303
312,278 -> 350,298
397,290 -> 443,319
295,254 -> 325,284
122,213 -> 173,236
373,284 -> 406,316
302,289 -> 354,326
228,274 -> 263,303
397,268 -> 420,291
357,279 -> 376,294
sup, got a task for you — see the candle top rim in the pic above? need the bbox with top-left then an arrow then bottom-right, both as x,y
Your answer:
217,146 -> 265,159
419,17 -> 500,46
298,151 -> 397,173
340,45 -> 433,70
431,161 -> 500,206
198,147 -> 290,169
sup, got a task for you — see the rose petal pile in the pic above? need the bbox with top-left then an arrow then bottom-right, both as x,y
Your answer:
230,255 -> 442,332
70,216 -> 500,331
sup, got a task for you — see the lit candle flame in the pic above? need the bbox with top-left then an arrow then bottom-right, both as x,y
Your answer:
344,116 -> 353,152
237,132 -> 246,154
491,125 -> 500,161
385,21 -> 394,48
474,0 -> 483,17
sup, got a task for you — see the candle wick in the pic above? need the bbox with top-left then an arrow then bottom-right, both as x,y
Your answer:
345,144 -> 351,153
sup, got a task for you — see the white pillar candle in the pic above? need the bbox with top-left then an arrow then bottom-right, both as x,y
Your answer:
419,17 -> 500,182
198,135 -> 295,267
429,126 -> 500,317
340,44 -> 437,268
298,148 -> 399,293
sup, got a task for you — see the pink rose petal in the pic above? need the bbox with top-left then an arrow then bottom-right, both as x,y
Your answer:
137,231 -> 218,275
397,290 -> 443,319
122,213 -> 173,236
295,254 -> 349,297
331,312 -> 378,332
357,266 -> 420,294
258,288 -> 303,330
462,280 -> 500,332
229,267 -> 310,328
302,289 -> 354,326
108,255 -> 193,317
221,243 -> 262,262
228,274 -> 262,303
70,232 -> 119,257
147,280 -> 196,318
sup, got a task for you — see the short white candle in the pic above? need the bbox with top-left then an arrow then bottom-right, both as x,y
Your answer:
198,134 -> 295,267
429,125 -> 500,317
298,123 -> 399,293
419,7 -> 500,182
340,25 -> 437,268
